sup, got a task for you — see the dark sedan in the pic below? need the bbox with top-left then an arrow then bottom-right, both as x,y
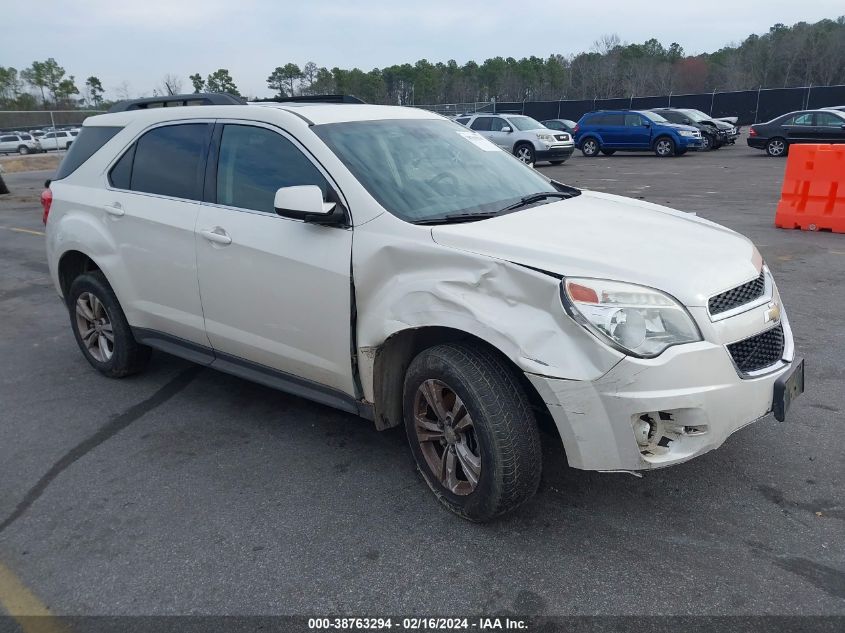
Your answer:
748,109 -> 845,156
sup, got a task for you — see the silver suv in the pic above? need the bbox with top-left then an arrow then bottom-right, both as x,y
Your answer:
455,113 -> 574,165
0,133 -> 42,155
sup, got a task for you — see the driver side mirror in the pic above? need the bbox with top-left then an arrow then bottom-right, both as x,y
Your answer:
501,126 -> 512,133
274,185 -> 344,226
682,118 -> 691,124
642,120 -> 651,127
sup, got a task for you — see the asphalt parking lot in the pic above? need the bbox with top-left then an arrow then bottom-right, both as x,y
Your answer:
0,139 -> 843,619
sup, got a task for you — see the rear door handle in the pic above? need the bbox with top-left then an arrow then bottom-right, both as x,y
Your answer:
103,203 -> 124,217
199,227 -> 232,245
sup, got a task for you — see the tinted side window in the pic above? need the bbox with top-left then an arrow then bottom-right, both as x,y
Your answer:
789,113 -> 814,126
109,145 -> 134,189
489,117 -> 510,132
470,117 -> 492,131
55,126 -> 123,180
130,124 -> 209,200
816,112 -> 844,127
0,135 -> 16,142
43,133 -> 55,139
216,125 -> 328,213
544,121 -> 562,130
624,114 -> 645,127
455,117 -> 470,126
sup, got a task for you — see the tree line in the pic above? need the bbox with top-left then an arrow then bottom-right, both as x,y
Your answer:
1,16 -> 843,111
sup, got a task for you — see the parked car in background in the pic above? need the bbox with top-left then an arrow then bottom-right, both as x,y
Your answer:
0,133 -> 42,155
43,97 -> 803,521
650,108 -> 725,151
541,118 -> 578,135
40,130 -> 74,151
822,105 -> 845,113
679,109 -> 739,144
747,109 -> 845,156
575,110 -> 703,157
455,113 -> 575,164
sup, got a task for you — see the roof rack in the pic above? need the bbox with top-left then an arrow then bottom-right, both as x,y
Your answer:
107,93 -> 246,113
256,94 -> 365,104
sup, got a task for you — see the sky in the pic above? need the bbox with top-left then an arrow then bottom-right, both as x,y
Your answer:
3,0 -> 843,100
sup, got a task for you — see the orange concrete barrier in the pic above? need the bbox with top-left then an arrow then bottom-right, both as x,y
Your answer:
775,144 -> 845,233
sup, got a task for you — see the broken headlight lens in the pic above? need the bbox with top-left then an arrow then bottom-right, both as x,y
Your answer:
560,278 -> 702,358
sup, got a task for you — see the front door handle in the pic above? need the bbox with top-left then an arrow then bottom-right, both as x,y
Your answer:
199,227 -> 232,245
103,203 -> 124,217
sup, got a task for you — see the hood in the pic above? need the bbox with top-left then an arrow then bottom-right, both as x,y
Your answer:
659,122 -> 700,133
712,119 -> 733,129
431,190 -> 760,307
715,116 -> 739,125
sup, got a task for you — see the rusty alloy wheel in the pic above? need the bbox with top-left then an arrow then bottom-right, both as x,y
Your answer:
413,379 -> 482,496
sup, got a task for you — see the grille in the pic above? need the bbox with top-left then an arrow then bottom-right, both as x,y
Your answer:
709,271 -> 765,316
727,324 -> 784,373
555,134 -> 569,141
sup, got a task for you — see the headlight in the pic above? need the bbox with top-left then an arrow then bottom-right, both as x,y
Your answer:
678,130 -> 697,137
536,133 -> 554,142
560,278 -> 702,358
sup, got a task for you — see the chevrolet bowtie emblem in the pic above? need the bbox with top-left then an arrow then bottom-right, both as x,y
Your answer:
764,302 -> 781,324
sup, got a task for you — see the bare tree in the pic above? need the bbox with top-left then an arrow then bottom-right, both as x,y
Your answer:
161,74 -> 183,95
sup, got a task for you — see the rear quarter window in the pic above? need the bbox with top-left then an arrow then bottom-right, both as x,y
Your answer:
54,126 -> 123,181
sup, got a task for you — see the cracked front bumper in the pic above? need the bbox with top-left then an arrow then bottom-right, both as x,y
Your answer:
527,316 -> 797,472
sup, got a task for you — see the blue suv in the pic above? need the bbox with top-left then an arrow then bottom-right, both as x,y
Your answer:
574,110 -> 703,157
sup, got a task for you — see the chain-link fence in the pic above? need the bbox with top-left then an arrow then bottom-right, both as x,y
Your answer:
416,84 -> 845,124
0,110 -> 106,134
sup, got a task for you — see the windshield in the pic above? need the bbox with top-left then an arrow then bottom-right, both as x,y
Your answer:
506,116 -> 544,131
314,119 -> 561,223
680,109 -> 710,122
640,111 -> 668,122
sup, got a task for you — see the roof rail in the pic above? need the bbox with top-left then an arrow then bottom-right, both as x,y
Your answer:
255,94 -> 366,105
107,93 -> 246,113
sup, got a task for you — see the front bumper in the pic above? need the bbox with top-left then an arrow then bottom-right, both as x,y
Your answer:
528,299 -> 797,472
536,144 -> 575,161
678,136 -> 704,149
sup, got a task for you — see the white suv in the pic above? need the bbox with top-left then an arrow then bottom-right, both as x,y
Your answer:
0,133 -> 42,154
40,130 -> 74,150
455,113 -> 575,165
44,99 -> 804,521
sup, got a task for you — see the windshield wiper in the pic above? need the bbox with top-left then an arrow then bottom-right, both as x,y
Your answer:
413,211 -> 501,225
501,191 -> 575,212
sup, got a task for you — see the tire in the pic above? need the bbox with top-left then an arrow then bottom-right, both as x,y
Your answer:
654,136 -> 676,157
766,137 -> 787,157
513,143 -> 535,165
581,137 -> 600,157
701,134 -> 713,151
17,145 -> 30,155
67,271 -> 151,378
600,149 -> 616,156
403,343 -> 542,522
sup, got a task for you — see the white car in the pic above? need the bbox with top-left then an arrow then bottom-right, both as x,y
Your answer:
39,130 -> 74,150
0,132 -> 42,154
43,99 -> 804,521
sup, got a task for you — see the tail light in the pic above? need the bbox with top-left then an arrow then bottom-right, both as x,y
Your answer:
41,188 -> 52,225
749,127 -> 757,137
573,123 -> 580,133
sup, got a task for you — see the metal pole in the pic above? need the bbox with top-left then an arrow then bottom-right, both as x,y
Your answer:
709,89 -> 716,116
754,87 -> 761,124
668,91 -> 672,107
49,110 -> 61,154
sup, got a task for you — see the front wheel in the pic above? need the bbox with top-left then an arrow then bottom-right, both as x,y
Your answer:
403,344 -> 542,522
654,136 -> 676,157
581,138 -> 600,157
701,134 -> 713,151
766,137 -> 787,157
18,145 -> 30,155
514,143 -> 535,164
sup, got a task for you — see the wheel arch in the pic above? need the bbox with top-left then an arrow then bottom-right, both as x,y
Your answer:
58,250 -> 104,302
370,326 -> 553,437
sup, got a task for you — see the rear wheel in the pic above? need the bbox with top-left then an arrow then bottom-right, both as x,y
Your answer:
654,136 -> 676,157
403,344 -> 542,522
18,145 -> 29,155
581,138 -> 599,157
514,143 -> 535,164
766,137 -> 787,157
68,271 -> 151,377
